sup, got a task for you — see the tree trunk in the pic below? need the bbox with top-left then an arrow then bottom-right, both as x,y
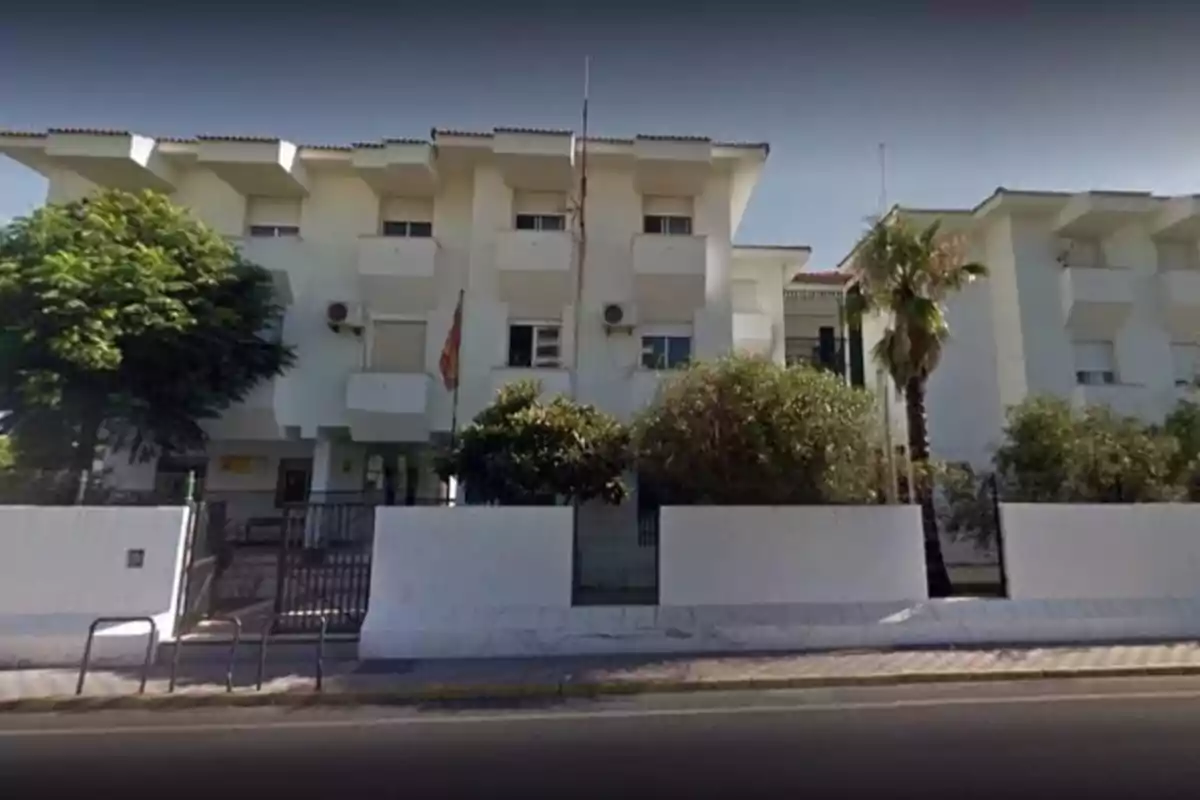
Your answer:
71,414 -> 101,506
904,377 -> 952,597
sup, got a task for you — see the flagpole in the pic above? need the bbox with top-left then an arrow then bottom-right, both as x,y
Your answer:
570,56 -> 590,401
443,287 -> 465,504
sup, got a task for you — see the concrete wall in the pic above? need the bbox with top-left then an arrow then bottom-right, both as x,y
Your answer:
1002,503 -> 1200,600
359,506 -> 573,658
658,505 -> 929,605
0,506 -> 192,666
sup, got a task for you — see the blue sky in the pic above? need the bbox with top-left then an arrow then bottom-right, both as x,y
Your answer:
2,3 -> 1199,267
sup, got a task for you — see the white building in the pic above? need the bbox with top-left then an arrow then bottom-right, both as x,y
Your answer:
0,127 -> 809,593
844,189 -> 1200,469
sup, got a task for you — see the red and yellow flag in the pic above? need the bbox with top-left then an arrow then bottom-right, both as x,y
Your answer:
439,291 -> 464,392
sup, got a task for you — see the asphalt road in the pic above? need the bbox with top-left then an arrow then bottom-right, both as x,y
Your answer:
7,677 -> 1200,798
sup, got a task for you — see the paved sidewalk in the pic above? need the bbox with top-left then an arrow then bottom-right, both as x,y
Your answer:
7,642 -> 1200,709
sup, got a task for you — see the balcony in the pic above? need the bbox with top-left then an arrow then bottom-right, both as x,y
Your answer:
351,141 -> 438,196
632,234 -> 706,277
196,137 -> 308,197
495,230 -> 574,312
733,311 -> 774,356
43,130 -> 178,192
201,381 -> 283,441
1070,382 -> 1152,421
1059,266 -> 1134,332
490,368 -> 572,401
356,236 -> 438,314
344,372 -> 431,442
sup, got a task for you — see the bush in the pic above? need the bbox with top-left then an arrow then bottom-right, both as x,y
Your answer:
435,381 -> 631,506
995,396 -> 1183,503
634,356 -> 880,505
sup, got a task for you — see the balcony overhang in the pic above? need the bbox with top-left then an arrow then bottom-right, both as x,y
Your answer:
1053,191 -> 1157,237
37,130 -> 180,192
1059,266 -> 1134,334
345,372 -> 432,442
1158,270 -> 1200,339
1151,196 -> 1200,239
633,135 -> 713,196
197,137 -> 309,197
352,140 -> 438,196
200,382 -> 284,441
492,129 -> 575,191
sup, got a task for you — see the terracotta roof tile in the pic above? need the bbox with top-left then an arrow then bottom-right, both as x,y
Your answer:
430,128 -> 491,139
585,135 -> 634,145
636,133 -> 711,143
158,136 -> 198,144
0,130 -> 45,138
494,126 -> 573,136
47,127 -> 130,136
302,143 -> 352,152
382,137 -> 429,146
196,135 -> 281,144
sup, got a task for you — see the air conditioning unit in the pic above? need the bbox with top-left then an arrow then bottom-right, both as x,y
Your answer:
601,302 -> 636,333
326,301 -> 365,335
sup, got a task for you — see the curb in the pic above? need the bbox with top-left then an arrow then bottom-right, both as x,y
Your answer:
6,662 -> 1200,713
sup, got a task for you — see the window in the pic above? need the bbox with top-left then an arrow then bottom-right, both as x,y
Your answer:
641,335 -> 692,370
381,220 -> 433,238
508,324 -> 562,368
643,215 -> 693,235
369,320 -> 427,373
1172,343 -> 1200,387
1073,341 -> 1117,385
248,225 -> 299,238
515,214 -> 566,232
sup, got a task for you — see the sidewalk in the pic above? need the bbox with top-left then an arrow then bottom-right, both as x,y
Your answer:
6,641 -> 1200,711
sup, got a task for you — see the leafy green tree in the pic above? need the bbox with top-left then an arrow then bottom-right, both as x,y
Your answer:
846,216 -> 987,595
0,189 -> 294,501
995,396 -> 1183,503
436,381 -> 631,505
634,356 -> 879,505
1162,399 -> 1200,500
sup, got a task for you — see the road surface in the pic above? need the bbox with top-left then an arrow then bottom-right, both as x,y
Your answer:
6,676 -> 1200,797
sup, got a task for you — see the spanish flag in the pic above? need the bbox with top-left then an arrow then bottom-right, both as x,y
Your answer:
439,290 -> 464,392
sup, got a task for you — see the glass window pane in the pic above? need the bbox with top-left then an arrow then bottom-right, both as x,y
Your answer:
641,336 -> 667,370
515,214 -> 537,231
539,215 -> 565,232
381,220 -> 408,237
408,221 -> 433,238
508,325 -> 533,367
667,336 -> 692,368
666,216 -> 693,235
643,215 -> 664,234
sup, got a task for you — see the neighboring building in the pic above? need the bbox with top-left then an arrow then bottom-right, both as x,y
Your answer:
783,270 -> 850,376
0,126 -> 806,599
842,189 -> 1200,468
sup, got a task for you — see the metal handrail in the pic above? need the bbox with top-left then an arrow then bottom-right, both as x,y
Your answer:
76,616 -> 158,696
168,616 -> 242,694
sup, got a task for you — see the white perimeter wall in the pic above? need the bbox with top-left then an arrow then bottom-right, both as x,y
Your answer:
1002,503 -> 1200,600
360,507 -> 573,657
0,507 -> 191,666
659,505 -> 928,605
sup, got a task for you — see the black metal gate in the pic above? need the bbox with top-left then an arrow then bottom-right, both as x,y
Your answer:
272,503 -> 375,634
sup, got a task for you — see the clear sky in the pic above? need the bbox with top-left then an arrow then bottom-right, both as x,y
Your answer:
2,1 -> 1199,268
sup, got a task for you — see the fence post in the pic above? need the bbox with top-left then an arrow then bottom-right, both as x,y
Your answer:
989,474 -> 1010,598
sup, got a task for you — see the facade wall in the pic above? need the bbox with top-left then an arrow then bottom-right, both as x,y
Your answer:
658,505 -> 928,605
1002,503 -> 1200,600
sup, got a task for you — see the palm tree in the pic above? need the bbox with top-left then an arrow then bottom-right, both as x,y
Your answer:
846,216 -> 988,596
